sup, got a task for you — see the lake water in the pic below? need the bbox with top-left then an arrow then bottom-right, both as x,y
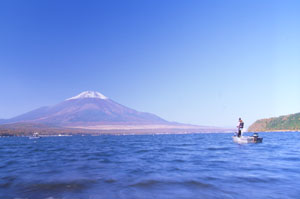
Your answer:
1,132 -> 300,199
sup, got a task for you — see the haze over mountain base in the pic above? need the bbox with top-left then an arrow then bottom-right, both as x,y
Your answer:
0,122 -> 232,136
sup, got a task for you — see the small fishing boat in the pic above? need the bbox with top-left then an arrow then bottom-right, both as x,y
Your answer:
29,132 -> 41,139
233,133 -> 263,144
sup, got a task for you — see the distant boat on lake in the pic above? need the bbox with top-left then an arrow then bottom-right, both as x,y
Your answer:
29,132 -> 41,139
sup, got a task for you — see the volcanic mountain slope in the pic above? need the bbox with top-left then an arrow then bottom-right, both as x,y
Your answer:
1,91 -> 168,126
0,91 -> 233,135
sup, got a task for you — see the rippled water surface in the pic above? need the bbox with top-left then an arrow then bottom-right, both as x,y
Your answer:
1,132 -> 300,199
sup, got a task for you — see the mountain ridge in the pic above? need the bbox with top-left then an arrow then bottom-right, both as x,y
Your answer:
248,112 -> 300,132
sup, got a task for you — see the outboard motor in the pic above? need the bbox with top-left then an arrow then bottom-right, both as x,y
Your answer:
253,133 -> 259,141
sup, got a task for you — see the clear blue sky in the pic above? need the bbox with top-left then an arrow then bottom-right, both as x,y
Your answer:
0,0 -> 300,128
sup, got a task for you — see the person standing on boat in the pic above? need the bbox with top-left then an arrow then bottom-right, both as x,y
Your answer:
237,118 -> 244,137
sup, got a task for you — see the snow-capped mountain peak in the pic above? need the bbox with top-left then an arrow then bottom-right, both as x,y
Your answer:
66,91 -> 108,100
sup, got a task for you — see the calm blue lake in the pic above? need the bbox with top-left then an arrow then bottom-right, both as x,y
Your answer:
1,132 -> 300,199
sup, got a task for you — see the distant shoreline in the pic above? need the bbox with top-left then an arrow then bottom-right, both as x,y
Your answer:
1,130 -> 298,137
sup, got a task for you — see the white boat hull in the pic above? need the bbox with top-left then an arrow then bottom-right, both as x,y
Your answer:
233,136 -> 263,144
29,136 -> 40,139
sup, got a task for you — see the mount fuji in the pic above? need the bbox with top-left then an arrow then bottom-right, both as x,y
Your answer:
0,91 -> 232,135
1,91 -> 168,126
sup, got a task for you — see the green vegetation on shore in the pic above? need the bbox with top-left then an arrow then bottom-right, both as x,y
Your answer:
248,112 -> 300,132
